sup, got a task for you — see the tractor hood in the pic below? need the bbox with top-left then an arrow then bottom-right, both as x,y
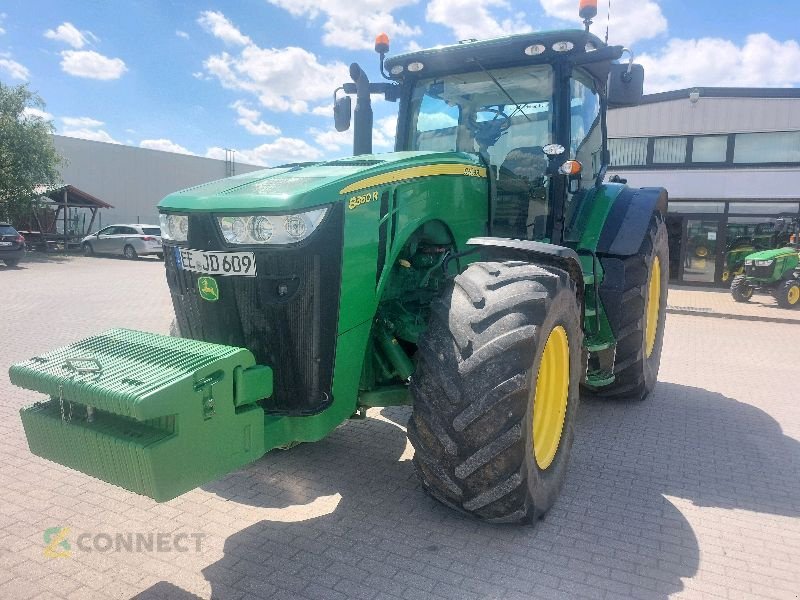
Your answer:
159,151 -> 485,213
745,247 -> 798,261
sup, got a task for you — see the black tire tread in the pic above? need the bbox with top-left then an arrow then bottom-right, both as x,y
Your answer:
410,260 -> 582,523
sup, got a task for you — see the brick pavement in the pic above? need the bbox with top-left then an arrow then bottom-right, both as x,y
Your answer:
0,256 -> 798,600
668,285 -> 800,323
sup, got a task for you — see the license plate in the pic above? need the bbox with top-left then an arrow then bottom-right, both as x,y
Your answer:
175,248 -> 257,277
0,242 -> 11,246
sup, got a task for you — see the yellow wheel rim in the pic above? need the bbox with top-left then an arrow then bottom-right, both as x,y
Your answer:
721,270 -> 730,282
645,256 -> 661,358
532,325 -> 569,471
788,285 -> 800,305
695,246 -> 708,257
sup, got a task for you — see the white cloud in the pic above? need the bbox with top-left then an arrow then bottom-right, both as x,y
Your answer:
310,127 -> 352,151
638,34 -> 800,93
538,0 -> 667,46
22,107 -> 53,121
311,104 -> 333,117
176,30 -> 189,39
60,50 -> 127,80
0,13 -> 6,35
0,54 -> 29,80
200,14 -> 349,114
426,0 -> 528,41
231,100 -> 281,135
266,0 -> 420,50
61,116 -> 104,128
59,115 -> 118,144
206,137 -> 324,166
140,138 -> 194,154
198,11 -> 251,46
44,22 -> 92,48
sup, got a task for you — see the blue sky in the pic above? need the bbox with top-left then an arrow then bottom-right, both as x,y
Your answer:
1,0 -> 799,165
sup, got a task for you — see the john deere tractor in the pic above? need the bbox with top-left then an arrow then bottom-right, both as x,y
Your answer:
9,3 -> 669,524
730,217 -> 800,308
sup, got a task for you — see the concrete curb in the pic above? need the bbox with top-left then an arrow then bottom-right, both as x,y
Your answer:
666,307 -> 800,325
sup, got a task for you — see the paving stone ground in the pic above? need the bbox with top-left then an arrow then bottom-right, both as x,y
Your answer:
667,285 -> 800,323
1,255 -> 798,600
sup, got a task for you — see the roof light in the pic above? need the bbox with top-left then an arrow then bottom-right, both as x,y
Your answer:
524,44 -> 546,56
390,64 -> 404,75
552,41 -> 574,52
375,33 -> 390,54
543,144 -> 565,156
407,61 -> 424,72
559,160 -> 583,175
579,0 -> 598,20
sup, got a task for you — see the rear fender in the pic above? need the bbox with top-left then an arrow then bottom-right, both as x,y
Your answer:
595,187 -> 668,257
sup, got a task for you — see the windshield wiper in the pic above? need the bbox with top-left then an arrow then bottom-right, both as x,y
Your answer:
472,57 -> 532,122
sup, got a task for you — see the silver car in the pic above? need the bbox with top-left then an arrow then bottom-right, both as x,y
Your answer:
81,224 -> 163,259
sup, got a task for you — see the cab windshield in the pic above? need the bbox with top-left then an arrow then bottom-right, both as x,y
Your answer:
408,65 -> 553,162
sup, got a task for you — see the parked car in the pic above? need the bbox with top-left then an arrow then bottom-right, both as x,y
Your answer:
81,224 -> 163,259
0,222 -> 25,267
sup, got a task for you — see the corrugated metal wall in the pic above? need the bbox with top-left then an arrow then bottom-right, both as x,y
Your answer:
608,97 -> 800,138
52,136 -> 264,227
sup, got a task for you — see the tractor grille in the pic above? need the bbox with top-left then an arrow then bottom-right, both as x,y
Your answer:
745,263 -> 773,279
163,205 -> 343,415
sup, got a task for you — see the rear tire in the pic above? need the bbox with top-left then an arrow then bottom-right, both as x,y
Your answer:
3,259 -> 20,267
730,275 -> 753,303
777,279 -> 800,309
409,261 -> 583,523
592,216 -> 669,401
123,245 -> 138,260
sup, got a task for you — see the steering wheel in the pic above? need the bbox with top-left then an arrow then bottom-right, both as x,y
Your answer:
467,107 -> 512,149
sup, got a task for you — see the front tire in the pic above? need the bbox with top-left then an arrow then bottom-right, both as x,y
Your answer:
3,258 -> 20,267
82,243 -> 94,256
777,279 -> 800,309
730,275 -> 753,303
409,261 -> 583,523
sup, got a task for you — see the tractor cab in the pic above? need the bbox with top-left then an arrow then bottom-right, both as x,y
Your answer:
336,28 -> 644,246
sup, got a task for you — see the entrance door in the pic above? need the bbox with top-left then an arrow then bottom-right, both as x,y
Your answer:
683,218 -> 723,283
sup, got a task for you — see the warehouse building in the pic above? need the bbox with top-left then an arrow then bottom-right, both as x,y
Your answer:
608,88 -> 800,285
52,135 -> 264,229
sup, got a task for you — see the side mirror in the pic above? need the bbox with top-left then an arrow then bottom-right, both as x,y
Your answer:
334,95 -> 352,132
608,63 -> 644,107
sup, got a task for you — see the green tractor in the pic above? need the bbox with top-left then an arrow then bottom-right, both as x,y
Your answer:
9,4 -> 669,524
730,218 -> 800,308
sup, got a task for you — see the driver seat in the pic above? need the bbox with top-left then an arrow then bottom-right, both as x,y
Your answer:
494,147 -> 548,239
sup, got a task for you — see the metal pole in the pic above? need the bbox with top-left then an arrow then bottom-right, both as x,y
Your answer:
63,189 -> 68,253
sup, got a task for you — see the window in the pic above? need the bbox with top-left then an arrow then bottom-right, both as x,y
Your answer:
652,137 -> 687,163
728,202 -> 800,215
142,227 -> 161,236
733,131 -> 800,164
691,135 -> 727,162
609,138 -> 647,166
570,71 -> 601,182
667,202 -> 725,214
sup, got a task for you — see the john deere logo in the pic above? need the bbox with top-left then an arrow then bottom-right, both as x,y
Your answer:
43,526 -> 71,558
198,277 -> 219,302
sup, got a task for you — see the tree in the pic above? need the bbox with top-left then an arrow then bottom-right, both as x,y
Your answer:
0,82 -> 62,225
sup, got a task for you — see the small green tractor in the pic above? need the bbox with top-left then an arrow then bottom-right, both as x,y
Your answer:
730,218 -> 800,308
9,3 -> 669,523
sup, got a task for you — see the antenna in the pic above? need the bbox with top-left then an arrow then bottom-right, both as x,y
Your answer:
605,0 -> 611,44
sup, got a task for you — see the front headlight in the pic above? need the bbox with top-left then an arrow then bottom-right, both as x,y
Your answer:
217,208 -> 328,245
159,214 -> 188,242
755,259 -> 774,267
